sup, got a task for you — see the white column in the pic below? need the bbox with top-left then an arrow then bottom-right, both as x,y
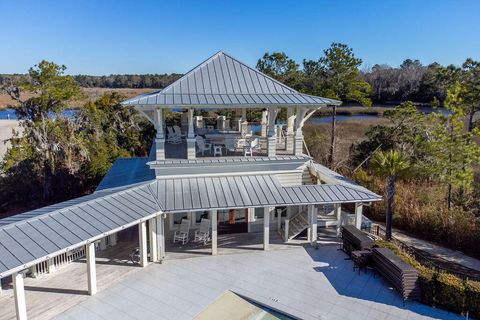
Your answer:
247,208 -> 254,233
211,210 -> 218,255
156,215 -> 165,261
277,209 -> 282,231
13,272 -> 27,320
267,107 -> 279,157
186,108 -> 196,159
334,204 -> 342,226
187,108 -> 195,138
307,205 -> 312,242
294,106 -> 308,155
310,205 -> 318,247
286,107 -> 295,154
264,207 -> 272,250
86,242 -> 97,295
242,108 -> 247,121
355,203 -> 363,229
154,108 -> 166,161
149,218 -> 158,262
139,221 -> 148,267
261,109 -> 268,137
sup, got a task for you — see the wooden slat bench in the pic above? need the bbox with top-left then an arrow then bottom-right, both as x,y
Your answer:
372,247 -> 421,301
341,225 -> 375,256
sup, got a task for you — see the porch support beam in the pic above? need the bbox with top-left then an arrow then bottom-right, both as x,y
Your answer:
355,203 -> 363,230
307,205 -> 312,242
149,218 -> 158,262
264,207 -> 273,250
335,203 -> 342,227
286,107 -> 296,154
267,107 -> 279,157
309,205 -> 318,247
13,272 -> 27,320
154,108 -> 165,161
156,214 -> 166,261
211,210 -> 218,255
294,106 -> 308,155
86,242 -> 97,295
187,108 -> 196,159
261,109 -> 268,137
139,221 -> 148,267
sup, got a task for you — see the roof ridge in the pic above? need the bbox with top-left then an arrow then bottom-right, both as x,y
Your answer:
220,51 -> 298,94
158,51 -> 224,95
160,51 -> 299,95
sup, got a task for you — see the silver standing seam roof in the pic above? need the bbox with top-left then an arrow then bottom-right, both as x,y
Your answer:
121,51 -> 341,108
0,171 -> 380,278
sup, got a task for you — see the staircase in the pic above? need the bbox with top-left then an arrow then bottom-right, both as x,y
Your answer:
282,210 -> 309,241
302,168 -> 316,185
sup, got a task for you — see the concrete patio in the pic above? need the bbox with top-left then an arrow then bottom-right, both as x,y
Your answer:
55,243 -> 461,320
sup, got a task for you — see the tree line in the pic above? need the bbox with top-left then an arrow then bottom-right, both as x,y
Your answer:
0,73 -> 182,89
0,50 -> 475,107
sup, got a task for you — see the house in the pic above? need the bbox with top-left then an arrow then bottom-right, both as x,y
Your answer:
0,51 -> 381,320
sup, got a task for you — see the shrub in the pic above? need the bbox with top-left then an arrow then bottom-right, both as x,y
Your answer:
434,273 -> 465,314
466,280 -> 480,319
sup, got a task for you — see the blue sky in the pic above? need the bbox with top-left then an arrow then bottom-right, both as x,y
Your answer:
0,0 -> 479,75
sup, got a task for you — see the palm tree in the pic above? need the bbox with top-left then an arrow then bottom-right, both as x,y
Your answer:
370,150 -> 410,240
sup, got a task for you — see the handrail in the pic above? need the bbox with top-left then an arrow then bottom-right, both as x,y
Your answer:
363,224 -> 480,281
302,137 -> 311,158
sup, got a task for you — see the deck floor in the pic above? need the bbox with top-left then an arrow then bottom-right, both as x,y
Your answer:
56,241 -> 461,320
0,232 -> 302,320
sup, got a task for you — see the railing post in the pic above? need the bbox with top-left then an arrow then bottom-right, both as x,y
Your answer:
284,219 -> 290,243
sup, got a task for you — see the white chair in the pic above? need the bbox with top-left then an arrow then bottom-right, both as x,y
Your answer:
173,125 -> 185,138
195,218 -> 210,244
167,126 -> 182,144
244,137 -> 260,156
213,145 -> 223,157
173,219 -> 191,245
224,138 -> 236,155
196,136 -> 212,155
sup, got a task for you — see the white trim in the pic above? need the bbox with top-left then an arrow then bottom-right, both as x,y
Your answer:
154,169 -> 304,179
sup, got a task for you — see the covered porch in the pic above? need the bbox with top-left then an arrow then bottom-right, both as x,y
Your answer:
0,230 -> 314,320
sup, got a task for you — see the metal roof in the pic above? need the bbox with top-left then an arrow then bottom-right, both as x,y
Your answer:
0,169 -> 380,277
149,174 -> 381,213
122,51 -> 341,108
0,184 -> 160,278
96,158 -> 155,191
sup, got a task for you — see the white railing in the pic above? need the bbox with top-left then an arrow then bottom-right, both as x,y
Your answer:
34,260 -> 49,276
30,235 -> 117,278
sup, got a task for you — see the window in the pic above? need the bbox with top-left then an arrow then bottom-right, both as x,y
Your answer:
254,207 -> 264,220
171,212 -> 188,228
195,211 -> 209,224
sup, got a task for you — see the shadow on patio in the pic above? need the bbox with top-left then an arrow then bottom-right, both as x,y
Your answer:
165,231 -> 305,260
304,231 -> 462,320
